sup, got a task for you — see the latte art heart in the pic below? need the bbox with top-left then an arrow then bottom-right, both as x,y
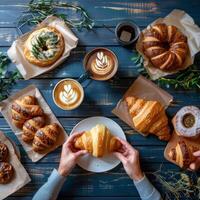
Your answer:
59,84 -> 78,105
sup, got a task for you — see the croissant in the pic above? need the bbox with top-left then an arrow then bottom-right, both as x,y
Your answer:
32,123 -> 60,152
11,96 -> 44,128
22,116 -> 45,143
125,96 -> 171,141
74,124 -> 121,157
142,23 -> 188,71
168,140 -> 200,168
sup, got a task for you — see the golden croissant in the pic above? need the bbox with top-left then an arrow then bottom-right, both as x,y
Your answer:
125,96 -> 171,141
74,124 -> 121,157
168,140 -> 200,168
11,96 -> 44,128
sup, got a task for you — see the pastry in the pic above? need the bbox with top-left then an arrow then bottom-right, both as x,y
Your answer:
142,23 -> 188,71
24,26 -> 64,67
32,123 -> 60,152
11,95 -> 44,128
0,143 -> 8,162
172,106 -> 200,137
74,124 -> 121,157
0,162 -> 14,184
125,96 -> 171,141
168,140 -> 199,168
22,116 -> 45,143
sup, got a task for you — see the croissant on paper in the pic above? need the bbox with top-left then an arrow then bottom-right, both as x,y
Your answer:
168,140 -> 199,168
33,123 -> 60,152
22,116 -> 46,143
125,96 -> 171,141
74,124 -> 121,157
11,96 -> 44,128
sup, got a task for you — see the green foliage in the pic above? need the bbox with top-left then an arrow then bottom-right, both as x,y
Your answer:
18,0 -> 94,31
0,52 -> 22,101
131,51 -> 200,90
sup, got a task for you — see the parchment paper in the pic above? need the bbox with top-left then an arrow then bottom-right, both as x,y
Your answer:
7,16 -> 78,80
164,131 -> 200,168
0,85 -> 68,162
0,131 -> 31,200
136,9 -> 200,80
112,75 -> 173,136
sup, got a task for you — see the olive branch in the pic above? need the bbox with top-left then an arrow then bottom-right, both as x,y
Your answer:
0,52 -> 22,101
18,0 -> 94,32
131,51 -> 200,89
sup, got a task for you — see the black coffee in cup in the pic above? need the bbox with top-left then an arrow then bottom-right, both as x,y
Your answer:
115,21 -> 140,47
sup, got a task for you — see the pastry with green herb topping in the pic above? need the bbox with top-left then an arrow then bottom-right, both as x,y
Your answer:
24,26 -> 64,67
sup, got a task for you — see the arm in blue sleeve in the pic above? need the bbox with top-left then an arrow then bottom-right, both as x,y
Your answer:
133,175 -> 162,200
33,169 -> 66,200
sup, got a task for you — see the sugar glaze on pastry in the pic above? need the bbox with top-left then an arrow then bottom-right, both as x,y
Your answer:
172,106 -> 200,137
24,26 -> 64,67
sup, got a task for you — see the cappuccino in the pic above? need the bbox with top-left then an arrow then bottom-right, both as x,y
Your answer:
84,48 -> 118,81
53,79 -> 84,110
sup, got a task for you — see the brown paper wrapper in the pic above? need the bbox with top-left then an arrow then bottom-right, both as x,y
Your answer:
164,132 -> 200,168
136,9 -> 200,80
0,85 -> 68,162
7,16 -> 78,80
112,75 -> 173,136
0,131 -> 31,200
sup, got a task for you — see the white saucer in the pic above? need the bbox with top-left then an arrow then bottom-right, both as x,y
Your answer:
70,116 -> 126,173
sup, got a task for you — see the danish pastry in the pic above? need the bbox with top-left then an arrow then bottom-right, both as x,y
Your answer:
142,23 -> 188,71
0,143 -> 8,162
74,124 -> 121,157
0,162 -> 14,184
24,26 -> 64,67
172,106 -> 200,137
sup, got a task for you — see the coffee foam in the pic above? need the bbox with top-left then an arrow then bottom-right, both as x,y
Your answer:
53,79 -> 84,110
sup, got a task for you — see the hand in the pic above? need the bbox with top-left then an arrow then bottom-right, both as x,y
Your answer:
113,138 -> 144,181
189,151 -> 200,171
58,132 -> 87,177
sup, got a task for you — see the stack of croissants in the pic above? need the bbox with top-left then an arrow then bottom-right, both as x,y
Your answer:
11,95 -> 60,152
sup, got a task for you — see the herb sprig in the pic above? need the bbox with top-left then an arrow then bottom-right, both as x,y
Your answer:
131,51 -> 200,89
0,52 -> 22,101
149,165 -> 200,200
18,0 -> 94,31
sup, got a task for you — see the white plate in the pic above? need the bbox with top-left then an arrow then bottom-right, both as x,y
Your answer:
70,116 -> 126,173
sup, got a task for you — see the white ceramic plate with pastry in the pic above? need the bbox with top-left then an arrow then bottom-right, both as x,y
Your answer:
70,116 -> 126,172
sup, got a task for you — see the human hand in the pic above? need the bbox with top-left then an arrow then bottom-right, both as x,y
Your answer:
58,132 -> 87,177
189,151 -> 200,171
113,138 -> 144,181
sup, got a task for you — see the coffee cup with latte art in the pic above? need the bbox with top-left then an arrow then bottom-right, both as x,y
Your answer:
53,79 -> 84,110
82,48 -> 118,81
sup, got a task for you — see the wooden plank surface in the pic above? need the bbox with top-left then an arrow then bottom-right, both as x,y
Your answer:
0,0 -> 200,199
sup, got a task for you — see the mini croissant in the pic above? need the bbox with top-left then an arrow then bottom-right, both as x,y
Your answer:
74,124 -> 121,157
125,96 -> 171,141
11,96 -> 44,128
32,123 -> 60,152
168,140 -> 200,168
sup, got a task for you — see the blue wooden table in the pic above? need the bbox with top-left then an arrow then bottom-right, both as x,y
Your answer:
1,0 -> 200,199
